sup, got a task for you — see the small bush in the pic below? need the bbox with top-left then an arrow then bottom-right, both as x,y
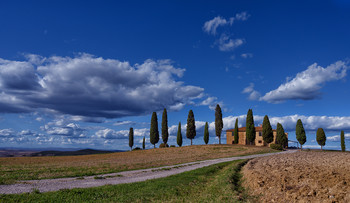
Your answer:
170,145 -> 176,147
159,143 -> 169,148
270,144 -> 283,151
132,147 -> 141,151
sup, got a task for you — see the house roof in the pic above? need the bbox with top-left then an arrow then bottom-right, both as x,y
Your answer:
226,126 -> 276,132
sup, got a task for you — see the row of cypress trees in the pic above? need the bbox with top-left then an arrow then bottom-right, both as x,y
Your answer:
144,104 -> 223,149
129,107 -> 346,151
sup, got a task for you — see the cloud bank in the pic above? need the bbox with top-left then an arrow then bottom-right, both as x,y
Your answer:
0,54 -> 216,118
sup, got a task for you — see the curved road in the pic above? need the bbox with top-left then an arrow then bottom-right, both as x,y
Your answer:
0,150 -> 296,194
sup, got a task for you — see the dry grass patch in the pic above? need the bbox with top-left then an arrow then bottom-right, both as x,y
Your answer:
0,144 -> 275,184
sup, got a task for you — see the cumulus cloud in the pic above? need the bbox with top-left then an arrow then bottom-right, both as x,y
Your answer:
0,54 -> 213,118
242,83 -> 261,100
203,12 -> 249,35
260,61 -> 349,103
95,128 -> 148,139
198,96 -> 225,110
41,119 -> 86,138
216,34 -> 244,51
0,129 -> 15,137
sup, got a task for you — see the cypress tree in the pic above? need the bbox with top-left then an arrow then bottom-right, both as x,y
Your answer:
341,130 -> 345,152
186,110 -> 196,145
129,127 -> 134,151
161,108 -> 169,144
262,115 -> 273,144
142,137 -> 145,150
215,104 -> 223,144
296,119 -> 306,150
177,122 -> 183,147
276,123 -> 287,148
246,109 -> 256,145
234,118 -> 239,144
150,112 -> 159,148
204,122 -> 209,144
316,128 -> 326,150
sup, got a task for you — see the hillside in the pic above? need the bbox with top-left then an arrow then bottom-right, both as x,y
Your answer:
0,144 -> 275,184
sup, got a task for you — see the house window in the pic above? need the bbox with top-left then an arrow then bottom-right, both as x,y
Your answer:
259,132 -> 262,136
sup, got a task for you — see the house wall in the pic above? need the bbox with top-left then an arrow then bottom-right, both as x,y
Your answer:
255,131 -> 264,146
226,130 -> 289,147
238,132 -> 246,145
226,131 -> 234,144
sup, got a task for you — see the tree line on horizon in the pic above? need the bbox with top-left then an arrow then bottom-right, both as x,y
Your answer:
128,106 -> 346,152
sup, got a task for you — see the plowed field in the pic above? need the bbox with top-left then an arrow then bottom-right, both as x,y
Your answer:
242,151 -> 350,202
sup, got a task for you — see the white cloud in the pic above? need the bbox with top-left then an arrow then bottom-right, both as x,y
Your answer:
203,16 -> 228,35
113,121 -> 135,126
327,133 -> 350,142
0,54 -> 215,118
0,129 -> 15,137
203,12 -> 250,35
216,34 -> 244,51
241,53 -> 253,58
95,128 -> 127,139
41,119 -> 86,138
260,61 -> 349,103
234,12 -> 250,21
242,83 -> 261,100
95,128 -> 148,140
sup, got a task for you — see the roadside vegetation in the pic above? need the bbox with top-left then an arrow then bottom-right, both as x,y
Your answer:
0,160 -> 256,202
0,144 -> 275,184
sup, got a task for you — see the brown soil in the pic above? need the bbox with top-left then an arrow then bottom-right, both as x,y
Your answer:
242,151 -> 350,203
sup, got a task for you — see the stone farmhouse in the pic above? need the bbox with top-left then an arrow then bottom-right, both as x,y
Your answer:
226,126 -> 288,147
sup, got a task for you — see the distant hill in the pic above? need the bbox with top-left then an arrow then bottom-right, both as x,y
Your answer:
30,149 -> 122,157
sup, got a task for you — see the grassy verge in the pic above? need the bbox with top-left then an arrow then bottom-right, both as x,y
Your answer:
0,145 -> 276,184
0,159 -> 255,202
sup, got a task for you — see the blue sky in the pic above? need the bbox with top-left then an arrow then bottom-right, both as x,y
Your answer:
1,0 -> 350,150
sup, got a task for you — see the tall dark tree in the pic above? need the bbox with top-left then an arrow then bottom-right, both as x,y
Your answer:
262,115 -> 273,144
276,123 -> 287,148
316,128 -> 326,150
296,119 -> 306,150
246,109 -> 256,145
150,112 -> 159,148
142,137 -> 145,150
234,118 -> 239,144
215,104 -> 223,144
204,122 -> 209,145
129,127 -> 134,151
177,122 -> 183,147
341,130 -> 345,152
186,110 -> 196,145
161,108 -> 169,144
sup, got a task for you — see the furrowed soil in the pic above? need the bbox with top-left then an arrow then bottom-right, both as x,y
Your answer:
242,151 -> 350,202
0,144 -> 275,184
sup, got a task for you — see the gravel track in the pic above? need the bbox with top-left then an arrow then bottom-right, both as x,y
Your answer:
0,150 -> 295,194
